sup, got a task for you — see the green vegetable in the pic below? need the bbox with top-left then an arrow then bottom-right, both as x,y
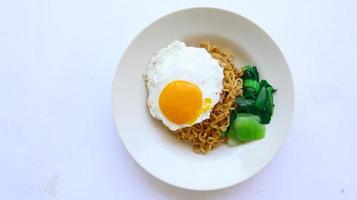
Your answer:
227,113 -> 265,142
266,87 -> 274,112
242,65 -> 259,81
244,79 -> 259,90
236,66 -> 276,124
255,86 -> 267,111
260,80 -> 276,93
243,79 -> 260,99
253,82 -> 275,124
235,113 -> 261,121
236,97 -> 255,113
230,110 -> 238,122
223,65 -> 276,141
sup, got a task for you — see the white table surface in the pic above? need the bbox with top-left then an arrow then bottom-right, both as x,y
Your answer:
1,0 -> 357,199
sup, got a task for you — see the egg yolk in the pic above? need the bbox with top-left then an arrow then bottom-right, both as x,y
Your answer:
159,80 -> 202,124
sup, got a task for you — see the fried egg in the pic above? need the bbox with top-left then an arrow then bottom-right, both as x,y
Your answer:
145,40 -> 224,131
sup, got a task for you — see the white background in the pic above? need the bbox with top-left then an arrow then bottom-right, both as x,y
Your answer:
1,0 -> 356,199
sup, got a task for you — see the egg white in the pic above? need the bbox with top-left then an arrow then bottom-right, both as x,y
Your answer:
145,40 -> 224,131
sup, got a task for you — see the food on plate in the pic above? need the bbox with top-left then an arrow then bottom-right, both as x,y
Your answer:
144,41 -> 224,131
237,66 -> 276,124
223,66 -> 276,146
144,41 -> 276,154
226,113 -> 265,146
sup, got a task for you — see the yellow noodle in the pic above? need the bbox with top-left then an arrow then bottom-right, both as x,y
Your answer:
173,42 -> 243,154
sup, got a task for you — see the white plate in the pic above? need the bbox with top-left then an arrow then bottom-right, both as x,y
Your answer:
112,7 -> 294,191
